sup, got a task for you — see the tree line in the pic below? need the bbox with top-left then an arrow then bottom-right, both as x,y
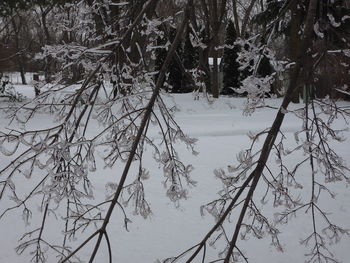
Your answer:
1,0 -> 348,100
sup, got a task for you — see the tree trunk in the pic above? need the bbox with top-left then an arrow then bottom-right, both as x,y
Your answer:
223,0 -> 319,260
241,0 -> 258,37
289,0 -> 303,103
211,0 -> 220,98
232,0 -> 240,37
11,18 -> 27,85
61,2 -> 192,262
40,5 -> 53,82
212,52 -> 219,98
181,0 -> 320,260
19,63 -> 26,84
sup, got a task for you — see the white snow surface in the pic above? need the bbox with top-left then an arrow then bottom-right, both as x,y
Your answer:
0,86 -> 350,263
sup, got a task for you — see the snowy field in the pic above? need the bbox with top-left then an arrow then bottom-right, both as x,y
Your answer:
0,85 -> 350,263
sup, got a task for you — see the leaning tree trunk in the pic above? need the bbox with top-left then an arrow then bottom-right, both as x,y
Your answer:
61,1 -> 192,262
223,0 -> 319,260
181,0 -> 319,261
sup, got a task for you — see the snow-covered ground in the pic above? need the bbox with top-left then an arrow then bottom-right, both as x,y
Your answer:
1,72 -> 45,84
0,85 -> 349,263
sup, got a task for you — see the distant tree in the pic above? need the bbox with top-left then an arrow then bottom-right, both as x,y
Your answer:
0,0 -> 69,16
0,0 -> 72,83
0,1 -> 31,83
221,20 -> 240,95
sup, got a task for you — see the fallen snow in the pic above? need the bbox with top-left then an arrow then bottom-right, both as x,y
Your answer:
0,86 -> 349,263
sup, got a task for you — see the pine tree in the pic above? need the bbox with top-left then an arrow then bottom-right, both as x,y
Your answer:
155,32 -> 167,86
167,27 -> 184,93
155,26 -> 184,93
221,20 -> 240,95
182,25 -> 199,92
183,26 -> 198,70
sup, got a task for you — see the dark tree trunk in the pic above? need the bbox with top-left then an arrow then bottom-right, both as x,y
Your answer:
11,17 -> 27,85
40,5 -> 54,82
19,63 -> 26,84
182,0 -> 320,261
289,0 -> 304,103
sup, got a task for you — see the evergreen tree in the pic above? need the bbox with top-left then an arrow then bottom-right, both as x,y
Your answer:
167,27 -> 184,93
154,31 -> 167,87
182,25 -> 199,92
257,55 -> 273,78
155,27 -> 185,93
183,26 -> 198,70
221,20 -> 240,95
